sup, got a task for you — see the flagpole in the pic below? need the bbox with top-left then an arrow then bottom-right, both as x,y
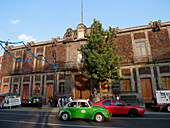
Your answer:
81,0 -> 83,24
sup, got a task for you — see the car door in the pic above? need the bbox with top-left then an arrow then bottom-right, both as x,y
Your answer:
101,100 -> 113,114
67,101 -> 77,118
112,100 -> 128,114
76,101 -> 91,119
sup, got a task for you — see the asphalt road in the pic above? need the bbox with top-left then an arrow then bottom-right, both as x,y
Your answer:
0,109 -> 170,128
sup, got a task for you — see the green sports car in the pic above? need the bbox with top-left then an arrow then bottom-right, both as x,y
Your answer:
58,99 -> 110,123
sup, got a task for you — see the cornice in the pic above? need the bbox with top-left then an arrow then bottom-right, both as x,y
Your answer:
117,21 -> 170,33
8,21 -> 170,51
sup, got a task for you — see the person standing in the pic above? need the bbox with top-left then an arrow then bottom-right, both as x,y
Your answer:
116,94 -> 119,100
57,97 -> 61,108
54,96 -> 58,107
30,97 -> 33,103
62,97 -> 65,107
48,97 -> 51,107
69,96 -> 72,102
64,97 -> 68,105
50,97 -> 53,107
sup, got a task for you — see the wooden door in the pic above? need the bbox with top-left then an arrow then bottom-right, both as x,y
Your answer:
75,75 -> 90,99
22,84 -> 29,103
35,84 -> 40,94
46,83 -> 53,103
3,85 -> 8,94
141,78 -> 153,103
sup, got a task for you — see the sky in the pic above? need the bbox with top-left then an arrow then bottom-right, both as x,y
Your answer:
0,0 -> 170,56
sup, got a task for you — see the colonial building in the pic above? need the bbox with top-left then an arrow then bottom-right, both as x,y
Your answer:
0,20 -> 170,105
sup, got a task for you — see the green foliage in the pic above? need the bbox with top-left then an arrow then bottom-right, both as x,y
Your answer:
33,93 -> 42,98
79,19 -> 124,86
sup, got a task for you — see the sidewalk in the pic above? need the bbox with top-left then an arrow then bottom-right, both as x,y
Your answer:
0,105 -> 60,113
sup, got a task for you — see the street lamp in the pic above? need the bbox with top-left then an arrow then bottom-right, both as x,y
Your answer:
52,50 -> 56,107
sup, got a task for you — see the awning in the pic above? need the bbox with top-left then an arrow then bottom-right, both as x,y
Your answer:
0,93 -> 20,97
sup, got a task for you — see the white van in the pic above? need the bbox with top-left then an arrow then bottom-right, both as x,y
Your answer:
155,90 -> 170,112
0,93 -> 21,108
156,90 -> 170,104
3,95 -> 21,108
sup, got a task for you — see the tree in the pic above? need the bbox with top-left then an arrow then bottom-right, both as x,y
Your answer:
79,19 -> 124,101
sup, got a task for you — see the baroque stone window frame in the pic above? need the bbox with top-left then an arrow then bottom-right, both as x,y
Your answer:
131,31 -> 153,63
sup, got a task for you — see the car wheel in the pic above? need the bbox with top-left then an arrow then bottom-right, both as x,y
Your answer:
60,112 -> 69,121
94,113 -> 104,123
128,109 -> 138,117
167,105 -> 170,112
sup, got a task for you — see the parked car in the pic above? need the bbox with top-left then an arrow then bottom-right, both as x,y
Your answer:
93,99 -> 145,117
58,99 -> 110,123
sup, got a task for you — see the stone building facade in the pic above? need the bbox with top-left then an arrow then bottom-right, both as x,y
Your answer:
0,21 -> 170,105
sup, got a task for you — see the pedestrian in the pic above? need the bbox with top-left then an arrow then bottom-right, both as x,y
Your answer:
62,97 -> 65,107
64,97 -> 68,105
50,97 -> 53,107
30,97 -> 33,103
69,96 -> 72,102
48,97 -> 51,107
57,97 -> 61,108
152,94 -> 157,106
116,94 -> 119,100
54,96 -> 58,107
36,97 -> 39,103
107,95 -> 110,99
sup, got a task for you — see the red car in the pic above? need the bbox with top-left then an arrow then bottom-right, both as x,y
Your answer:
93,99 -> 145,117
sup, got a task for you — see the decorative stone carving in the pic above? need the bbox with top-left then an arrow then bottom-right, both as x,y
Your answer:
77,23 -> 87,39
114,27 -> 119,38
26,41 -> 34,50
73,30 -> 77,39
149,20 -> 161,31
52,37 -> 59,47
5,45 -> 14,52
64,28 -> 73,39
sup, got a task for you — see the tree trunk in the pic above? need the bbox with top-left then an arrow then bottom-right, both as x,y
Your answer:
99,81 -> 102,101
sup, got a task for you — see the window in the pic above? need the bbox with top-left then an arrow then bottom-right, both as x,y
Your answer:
112,100 -> 124,106
36,55 -> 43,72
162,77 -> 170,89
136,41 -> 147,57
15,59 -> 21,73
78,29 -> 84,39
3,85 -> 8,94
101,81 -> 109,92
68,102 -> 77,108
78,102 -> 89,108
123,79 -> 132,91
78,51 -> 82,64
59,82 -> 65,94
102,100 -> 111,105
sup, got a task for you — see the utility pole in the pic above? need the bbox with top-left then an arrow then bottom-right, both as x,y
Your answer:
52,50 -> 56,107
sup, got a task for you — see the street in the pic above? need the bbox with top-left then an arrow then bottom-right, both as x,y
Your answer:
0,109 -> 170,128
